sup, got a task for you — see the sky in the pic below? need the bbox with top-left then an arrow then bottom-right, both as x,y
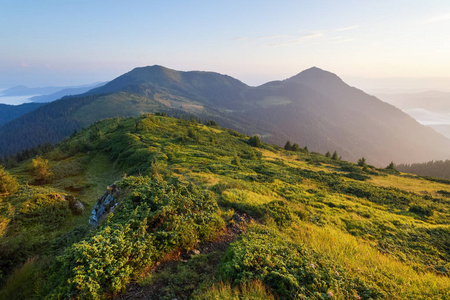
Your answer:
1,0 -> 450,91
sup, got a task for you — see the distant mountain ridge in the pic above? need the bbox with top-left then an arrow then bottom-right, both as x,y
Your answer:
1,65 -> 449,166
0,82 -> 105,97
376,91 -> 450,138
30,82 -> 106,103
0,82 -> 106,129
0,102 -> 45,126
0,85 -> 63,97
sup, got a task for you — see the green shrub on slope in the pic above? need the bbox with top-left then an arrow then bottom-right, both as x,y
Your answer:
47,177 -> 224,299
219,224 -> 383,300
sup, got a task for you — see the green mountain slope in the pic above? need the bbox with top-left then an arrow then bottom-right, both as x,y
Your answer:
0,115 -> 449,299
0,102 -> 45,126
397,159 -> 450,179
1,66 -> 450,167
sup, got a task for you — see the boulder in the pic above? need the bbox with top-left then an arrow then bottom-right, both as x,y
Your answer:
89,184 -> 119,225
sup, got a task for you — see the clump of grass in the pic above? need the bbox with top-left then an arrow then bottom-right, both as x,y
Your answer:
193,280 -> 275,300
0,258 -> 48,300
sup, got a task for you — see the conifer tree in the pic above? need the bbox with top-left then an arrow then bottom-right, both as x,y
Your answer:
357,157 -> 366,167
331,151 -> 338,160
325,151 -> 331,158
284,141 -> 292,151
249,136 -> 262,148
386,162 -> 396,170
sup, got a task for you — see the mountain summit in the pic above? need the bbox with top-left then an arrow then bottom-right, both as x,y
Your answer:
0,65 -> 449,166
287,66 -> 344,84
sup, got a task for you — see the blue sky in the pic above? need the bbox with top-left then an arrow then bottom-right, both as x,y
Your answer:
1,0 -> 450,89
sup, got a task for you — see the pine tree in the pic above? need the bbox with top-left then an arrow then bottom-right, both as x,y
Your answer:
284,141 -> 292,151
325,151 -> 331,158
331,151 -> 338,160
386,162 -> 396,170
291,143 -> 300,152
357,157 -> 366,167
248,136 -> 262,148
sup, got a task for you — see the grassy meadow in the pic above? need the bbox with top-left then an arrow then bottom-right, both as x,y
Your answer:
0,114 -> 449,299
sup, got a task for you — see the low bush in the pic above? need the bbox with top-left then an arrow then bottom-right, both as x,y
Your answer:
219,224 -> 383,299
0,166 -> 18,198
47,177 -> 224,299
19,193 -> 70,228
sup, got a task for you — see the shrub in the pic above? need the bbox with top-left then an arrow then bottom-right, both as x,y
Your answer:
262,200 -> 297,226
47,177 -> 224,299
409,205 -> 433,217
218,224 -> 383,299
20,193 -> 70,228
206,120 -> 217,126
0,166 -> 18,198
30,156 -> 52,183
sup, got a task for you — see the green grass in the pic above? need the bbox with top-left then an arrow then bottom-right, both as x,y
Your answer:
0,114 -> 449,299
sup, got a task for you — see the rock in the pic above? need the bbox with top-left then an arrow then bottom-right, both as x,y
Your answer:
66,195 -> 86,215
89,184 -> 120,225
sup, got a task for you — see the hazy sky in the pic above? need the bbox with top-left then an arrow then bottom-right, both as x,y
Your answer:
1,0 -> 450,90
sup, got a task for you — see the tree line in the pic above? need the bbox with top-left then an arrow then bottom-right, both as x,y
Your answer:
397,160 -> 450,179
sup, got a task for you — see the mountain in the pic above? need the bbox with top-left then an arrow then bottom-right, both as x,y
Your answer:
430,124 -> 450,139
376,91 -> 450,132
0,83 -> 107,127
0,85 -> 66,97
1,65 -> 449,166
0,102 -> 45,126
376,90 -> 450,111
29,82 -> 106,103
86,65 -> 249,110
1,115 -> 449,299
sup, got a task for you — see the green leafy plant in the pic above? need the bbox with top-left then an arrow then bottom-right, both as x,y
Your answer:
0,166 -> 18,198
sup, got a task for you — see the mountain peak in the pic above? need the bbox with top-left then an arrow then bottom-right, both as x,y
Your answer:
288,66 -> 343,84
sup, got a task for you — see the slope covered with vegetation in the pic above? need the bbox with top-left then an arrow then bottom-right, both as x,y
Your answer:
1,65 -> 450,167
0,115 -> 449,299
397,159 -> 450,180
0,102 -> 45,126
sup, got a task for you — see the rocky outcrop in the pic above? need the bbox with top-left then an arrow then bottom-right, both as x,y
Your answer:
89,184 -> 120,225
65,195 -> 86,215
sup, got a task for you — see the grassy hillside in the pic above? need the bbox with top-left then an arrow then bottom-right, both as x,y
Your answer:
0,115 -> 449,299
2,65 -> 450,167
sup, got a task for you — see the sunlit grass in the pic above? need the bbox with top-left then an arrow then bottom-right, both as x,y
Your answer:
369,174 -> 450,197
285,221 -> 450,299
193,280 -> 275,300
